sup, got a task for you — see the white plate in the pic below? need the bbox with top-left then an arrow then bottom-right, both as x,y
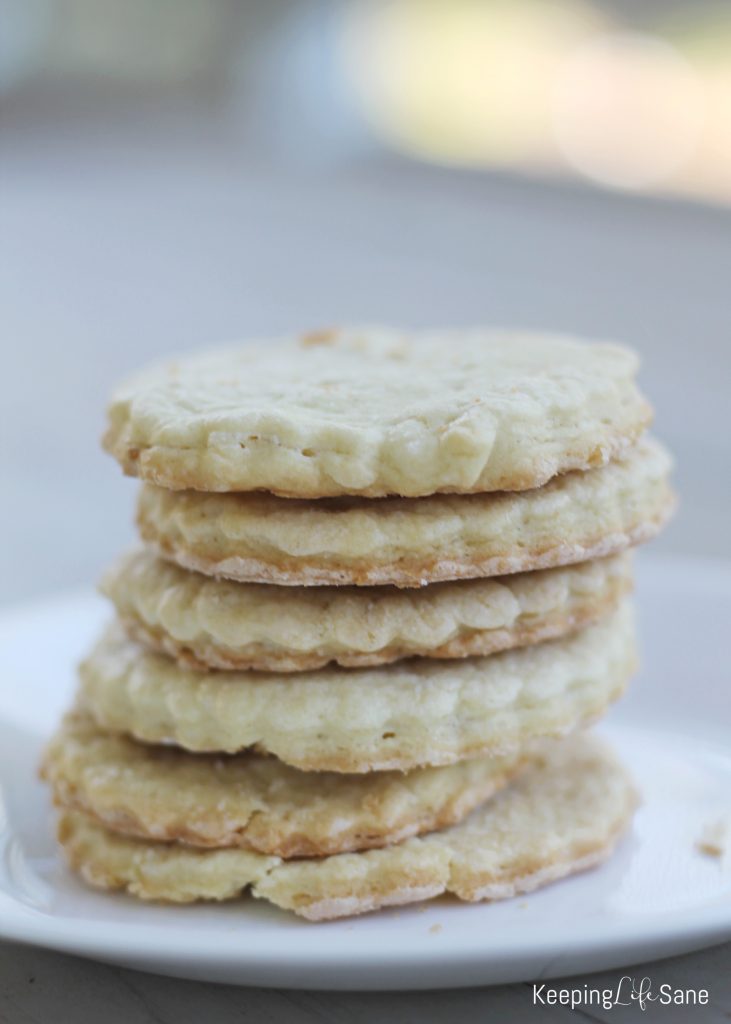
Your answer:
0,555 -> 729,990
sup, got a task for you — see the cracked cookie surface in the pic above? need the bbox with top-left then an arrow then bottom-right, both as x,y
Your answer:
105,327 -> 651,498
43,712 -> 531,857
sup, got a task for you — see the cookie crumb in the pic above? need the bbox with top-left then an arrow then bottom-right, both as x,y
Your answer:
429,923 -> 442,935
300,328 -> 339,348
696,818 -> 730,858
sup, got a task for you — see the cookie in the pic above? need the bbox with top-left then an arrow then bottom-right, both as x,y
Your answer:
42,712 -> 531,858
55,734 -> 637,920
137,436 -> 672,587
78,604 -> 635,772
104,327 -> 651,498
103,548 -> 632,672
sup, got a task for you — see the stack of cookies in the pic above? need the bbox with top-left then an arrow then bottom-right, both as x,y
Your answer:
42,328 -> 675,921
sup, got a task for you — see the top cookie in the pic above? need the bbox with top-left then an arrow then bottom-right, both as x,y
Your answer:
104,327 -> 651,497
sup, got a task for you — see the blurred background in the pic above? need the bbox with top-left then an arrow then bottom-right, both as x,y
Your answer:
1,0 -> 730,603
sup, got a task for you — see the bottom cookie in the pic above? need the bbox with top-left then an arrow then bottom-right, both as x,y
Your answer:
55,734 -> 636,921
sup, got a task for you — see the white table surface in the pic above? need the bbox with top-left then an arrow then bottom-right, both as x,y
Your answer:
1,110 -> 730,1019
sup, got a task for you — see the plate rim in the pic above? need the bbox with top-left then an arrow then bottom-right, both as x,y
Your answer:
1,888 -> 729,987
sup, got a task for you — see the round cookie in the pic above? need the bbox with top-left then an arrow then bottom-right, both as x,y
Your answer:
138,436 -> 673,587
78,605 -> 636,772
104,327 -> 651,498
55,735 -> 637,920
103,548 -> 632,672
42,712 -> 530,858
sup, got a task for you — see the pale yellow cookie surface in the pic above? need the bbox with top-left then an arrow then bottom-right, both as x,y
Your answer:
55,735 -> 637,920
103,548 -> 632,671
104,328 -> 651,497
78,605 -> 636,772
138,437 -> 672,587
42,712 -> 530,857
